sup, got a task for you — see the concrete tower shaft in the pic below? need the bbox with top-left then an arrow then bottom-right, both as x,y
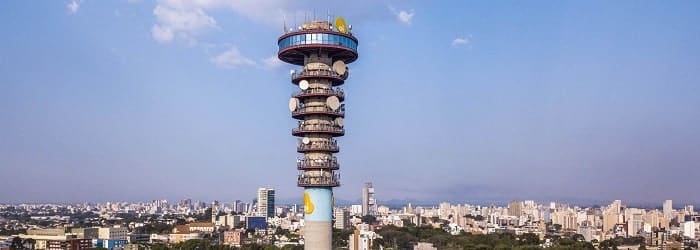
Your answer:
278,19 -> 358,250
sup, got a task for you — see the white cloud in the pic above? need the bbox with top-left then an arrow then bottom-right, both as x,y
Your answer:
397,10 -> 414,24
210,47 -> 256,69
149,0 -> 403,69
452,37 -> 469,46
67,0 -> 80,14
262,55 -> 282,69
153,0 -> 292,25
151,25 -> 174,43
151,2 -> 218,44
451,35 -> 472,47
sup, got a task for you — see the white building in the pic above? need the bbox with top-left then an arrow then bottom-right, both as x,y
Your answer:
334,208 -> 350,230
350,205 -> 363,215
98,227 -> 128,240
257,188 -> 275,218
683,221 -> 696,238
349,230 -> 381,250
362,183 -> 376,216
663,200 -> 673,219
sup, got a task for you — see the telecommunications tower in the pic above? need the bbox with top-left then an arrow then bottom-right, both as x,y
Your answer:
278,17 -> 358,249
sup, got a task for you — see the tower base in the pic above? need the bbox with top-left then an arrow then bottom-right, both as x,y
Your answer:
303,187 -> 333,250
304,221 -> 332,250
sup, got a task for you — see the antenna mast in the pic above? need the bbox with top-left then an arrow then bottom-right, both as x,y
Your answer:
283,15 -> 287,33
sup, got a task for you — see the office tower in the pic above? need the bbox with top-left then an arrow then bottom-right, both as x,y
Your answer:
362,182 -> 376,216
278,16 -> 358,250
663,200 -> 673,219
257,188 -> 275,218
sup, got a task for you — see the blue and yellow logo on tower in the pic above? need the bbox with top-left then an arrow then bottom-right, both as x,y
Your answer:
303,188 -> 333,221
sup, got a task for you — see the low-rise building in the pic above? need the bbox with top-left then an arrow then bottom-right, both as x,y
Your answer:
223,229 -> 247,247
98,227 -> 128,240
348,229 -> 381,250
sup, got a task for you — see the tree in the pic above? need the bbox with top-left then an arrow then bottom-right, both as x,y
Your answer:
571,234 -> 585,242
519,233 -> 540,245
599,239 -> 618,250
332,228 -> 353,247
360,215 -> 377,225
10,237 -> 23,250
281,245 -> 303,250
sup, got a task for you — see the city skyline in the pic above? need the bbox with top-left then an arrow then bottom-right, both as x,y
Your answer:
1,1 -> 700,204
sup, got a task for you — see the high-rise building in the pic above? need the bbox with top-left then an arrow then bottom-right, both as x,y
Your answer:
663,200 -> 673,219
211,201 -> 219,225
257,188 -> 275,218
362,182 -> 376,216
232,200 -> 242,213
278,16 -> 359,250
334,208 -> 350,230
685,205 -> 695,215
508,201 -> 523,217
611,200 -> 622,214
627,209 -> 644,236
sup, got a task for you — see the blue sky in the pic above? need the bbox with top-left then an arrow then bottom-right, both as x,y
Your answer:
1,0 -> 699,205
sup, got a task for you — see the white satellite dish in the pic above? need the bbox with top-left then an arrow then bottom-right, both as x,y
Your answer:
290,69 -> 296,75
335,117 -> 344,127
302,137 -> 310,144
326,96 -> 340,111
299,80 -> 309,90
332,60 -> 347,75
288,98 -> 299,112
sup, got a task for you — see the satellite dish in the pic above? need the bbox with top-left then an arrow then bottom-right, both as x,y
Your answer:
326,96 -> 340,111
335,117 -> 344,128
302,137 -> 310,144
335,17 -> 348,34
332,61 -> 347,75
288,98 -> 298,112
299,80 -> 309,90
290,69 -> 296,75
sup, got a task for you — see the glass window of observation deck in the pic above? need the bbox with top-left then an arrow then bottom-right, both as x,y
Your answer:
279,34 -> 356,51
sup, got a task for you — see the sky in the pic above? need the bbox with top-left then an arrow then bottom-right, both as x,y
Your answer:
1,0 -> 699,205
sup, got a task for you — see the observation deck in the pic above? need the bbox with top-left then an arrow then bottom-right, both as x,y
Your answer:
278,30 -> 359,66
